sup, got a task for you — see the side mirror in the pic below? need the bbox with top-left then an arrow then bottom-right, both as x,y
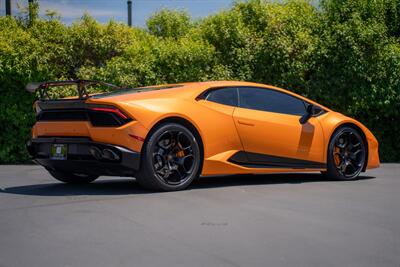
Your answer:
299,104 -> 314,124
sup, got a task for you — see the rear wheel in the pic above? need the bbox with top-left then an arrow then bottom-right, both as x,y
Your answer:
136,123 -> 201,191
326,126 -> 366,180
48,170 -> 99,184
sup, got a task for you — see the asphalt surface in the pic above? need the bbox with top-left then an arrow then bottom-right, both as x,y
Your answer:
0,164 -> 399,267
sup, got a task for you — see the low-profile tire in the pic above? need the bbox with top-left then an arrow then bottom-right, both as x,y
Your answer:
136,123 -> 201,191
326,126 -> 367,181
48,170 -> 99,184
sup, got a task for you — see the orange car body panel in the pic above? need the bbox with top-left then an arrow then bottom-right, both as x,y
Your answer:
32,81 -> 380,176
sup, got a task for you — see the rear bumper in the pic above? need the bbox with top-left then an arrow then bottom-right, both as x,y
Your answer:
27,137 -> 140,176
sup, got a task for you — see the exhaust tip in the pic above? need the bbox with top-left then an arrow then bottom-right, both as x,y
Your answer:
102,148 -> 120,161
90,146 -> 103,160
90,146 -> 120,161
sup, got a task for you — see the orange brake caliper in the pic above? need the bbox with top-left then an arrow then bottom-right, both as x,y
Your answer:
334,147 -> 341,166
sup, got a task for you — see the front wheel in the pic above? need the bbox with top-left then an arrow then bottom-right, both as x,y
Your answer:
48,170 -> 99,184
326,126 -> 367,180
136,123 -> 201,191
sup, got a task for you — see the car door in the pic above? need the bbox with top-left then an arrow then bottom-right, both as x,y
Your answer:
233,86 -> 325,167
196,87 -> 245,157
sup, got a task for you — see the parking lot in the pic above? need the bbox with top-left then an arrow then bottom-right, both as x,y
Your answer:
0,164 -> 399,267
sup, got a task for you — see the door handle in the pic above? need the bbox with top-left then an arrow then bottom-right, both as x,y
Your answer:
238,120 -> 254,126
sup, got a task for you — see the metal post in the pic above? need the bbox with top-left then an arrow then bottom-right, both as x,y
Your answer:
6,0 -> 11,16
127,0 -> 132,27
28,0 -> 34,22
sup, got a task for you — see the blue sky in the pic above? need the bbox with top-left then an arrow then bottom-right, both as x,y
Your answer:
0,0 -> 234,26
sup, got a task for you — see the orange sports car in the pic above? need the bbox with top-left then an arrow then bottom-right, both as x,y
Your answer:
26,80 -> 379,191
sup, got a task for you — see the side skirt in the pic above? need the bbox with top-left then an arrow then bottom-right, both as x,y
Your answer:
229,151 -> 326,169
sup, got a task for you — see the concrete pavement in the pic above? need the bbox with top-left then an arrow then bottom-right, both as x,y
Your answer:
0,164 -> 399,267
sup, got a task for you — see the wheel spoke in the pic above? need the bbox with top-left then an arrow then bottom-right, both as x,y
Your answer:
346,161 -> 355,172
349,157 -> 362,168
337,161 -> 346,172
177,132 -> 186,145
173,154 -> 192,171
348,132 -> 359,150
181,145 -> 192,153
341,162 -> 348,173
156,166 -> 169,179
349,149 -> 361,160
157,134 -> 172,150
173,168 -> 184,181
352,142 -> 361,148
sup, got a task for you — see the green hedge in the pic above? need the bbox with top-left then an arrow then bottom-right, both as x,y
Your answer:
0,0 -> 399,163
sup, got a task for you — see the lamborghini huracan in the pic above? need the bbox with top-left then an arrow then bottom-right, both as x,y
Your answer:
26,80 -> 379,191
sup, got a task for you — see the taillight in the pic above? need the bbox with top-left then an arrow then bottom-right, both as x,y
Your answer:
87,106 -> 132,127
88,107 -> 128,120
35,104 -> 133,127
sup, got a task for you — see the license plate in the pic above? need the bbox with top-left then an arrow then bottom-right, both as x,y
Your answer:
50,144 -> 67,160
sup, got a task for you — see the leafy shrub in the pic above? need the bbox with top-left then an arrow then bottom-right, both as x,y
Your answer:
146,9 -> 192,39
79,36 -> 220,86
0,0 -> 399,163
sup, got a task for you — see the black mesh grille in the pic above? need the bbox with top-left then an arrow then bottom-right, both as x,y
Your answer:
37,109 -> 131,127
38,110 -> 87,121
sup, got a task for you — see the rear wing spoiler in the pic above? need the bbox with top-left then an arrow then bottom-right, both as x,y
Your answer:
26,80 -> 121,100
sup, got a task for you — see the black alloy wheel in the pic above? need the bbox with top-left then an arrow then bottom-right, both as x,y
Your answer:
136,123 -> 201,191
326,126 -> 366,180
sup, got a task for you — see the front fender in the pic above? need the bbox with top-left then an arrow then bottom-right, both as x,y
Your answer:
317,112 -> 380,170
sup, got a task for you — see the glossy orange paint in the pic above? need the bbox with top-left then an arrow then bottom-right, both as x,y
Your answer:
32,81 -> 379,176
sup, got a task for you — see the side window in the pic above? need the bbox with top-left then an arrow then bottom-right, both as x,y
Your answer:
204,87 -> 238,107
238,87 -> 306,115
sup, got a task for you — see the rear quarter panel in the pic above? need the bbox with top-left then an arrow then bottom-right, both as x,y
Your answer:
113,98 -> 244,158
